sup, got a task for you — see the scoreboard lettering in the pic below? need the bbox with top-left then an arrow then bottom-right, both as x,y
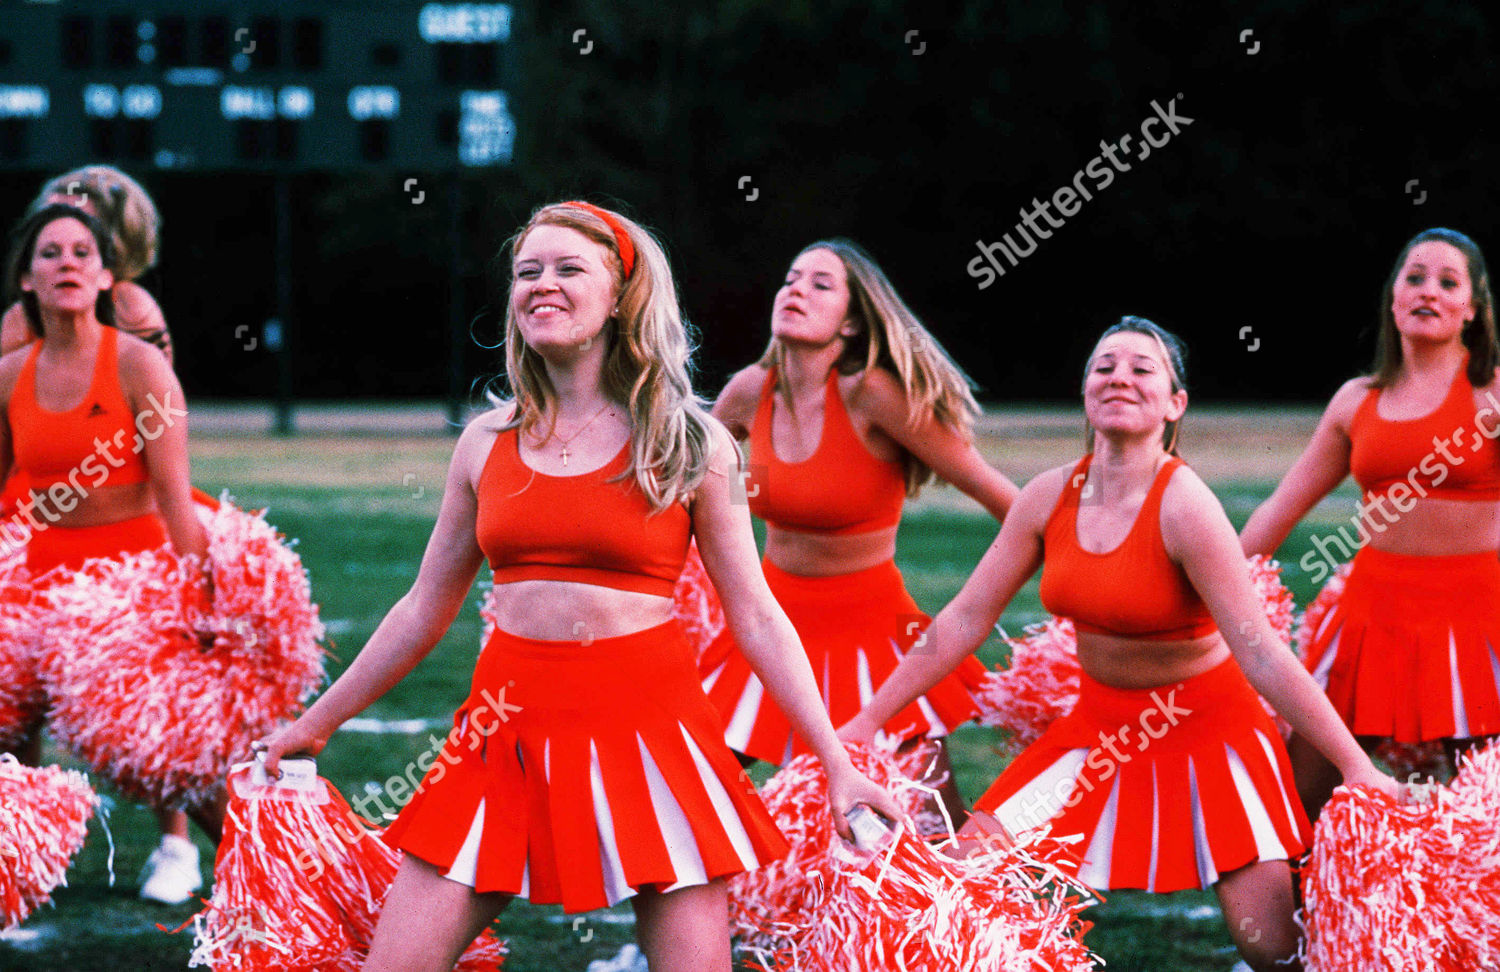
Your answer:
0,0 -> 517,170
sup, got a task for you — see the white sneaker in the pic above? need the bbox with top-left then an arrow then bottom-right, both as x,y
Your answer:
587,944 -> 650,972
139,835 -> 203,905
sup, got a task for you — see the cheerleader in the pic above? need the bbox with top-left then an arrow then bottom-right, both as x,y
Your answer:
841,317 -> 1399,972
0,203 -> 215,903
1241,228 -> 1500,819
699,240 -> 1018,823
259,202 -> 898,972
2,166 -> 173,359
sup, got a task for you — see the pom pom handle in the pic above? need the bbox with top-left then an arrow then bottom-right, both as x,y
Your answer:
229,759 -> 329,804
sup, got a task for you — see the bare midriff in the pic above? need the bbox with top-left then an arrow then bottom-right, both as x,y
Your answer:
763,523 -> 899,577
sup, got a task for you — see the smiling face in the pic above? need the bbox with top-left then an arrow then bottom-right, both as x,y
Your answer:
20,215 -> 114,320
1083,330 -> 1187,445
1390,240 -> 1474,346
510,223 -> 617,357
770,247 -> 855,346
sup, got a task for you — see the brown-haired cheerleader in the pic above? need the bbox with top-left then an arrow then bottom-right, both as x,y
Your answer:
1242,227 -> 1500,820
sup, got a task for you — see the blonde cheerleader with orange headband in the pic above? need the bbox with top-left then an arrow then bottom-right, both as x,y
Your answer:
842,316 -> 1399,972
260,202 -> 897,972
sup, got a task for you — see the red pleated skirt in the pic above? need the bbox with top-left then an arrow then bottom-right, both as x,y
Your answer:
1303,547 -> 1500,743
26,513 -> 167,577
383,620 -> 790,914
698,558 -> 984,765
974,656 -> 1311,893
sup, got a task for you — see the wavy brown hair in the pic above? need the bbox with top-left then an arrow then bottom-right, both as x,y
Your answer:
757,239 -> 980,495
495,201 -> 715,513
1371,227 -> 1499,388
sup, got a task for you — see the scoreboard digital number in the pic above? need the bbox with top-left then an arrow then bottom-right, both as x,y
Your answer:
0,0 -> 517,170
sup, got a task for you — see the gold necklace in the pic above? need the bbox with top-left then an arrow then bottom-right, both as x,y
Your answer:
551,403 -> 613,466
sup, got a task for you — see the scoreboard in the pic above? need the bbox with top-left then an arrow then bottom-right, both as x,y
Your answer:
0,0 -> 517,170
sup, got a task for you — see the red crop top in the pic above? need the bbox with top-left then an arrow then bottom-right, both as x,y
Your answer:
746,368 -> 906,535
10,326 -> 151,491
1348,356 -> 1500,503
475,426 -> 690,597
1039,455 -> 1218,641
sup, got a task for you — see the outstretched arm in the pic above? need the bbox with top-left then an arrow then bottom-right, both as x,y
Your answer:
692,419 -> 901,832
1167,469 -> 1395,796
262,418 -> 492,774
1240,379 -> 1365,556
854,369 -> 1019,522
839,465 -> 1061,742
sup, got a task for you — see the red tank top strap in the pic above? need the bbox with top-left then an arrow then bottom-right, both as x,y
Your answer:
746,365 -> 906,535
15,342 -> 42,409
1348,382 -> 1379,438
474,422 -> 688,596
10,327 -> 149,491
1348,354 -> 1500,501
1137,455 -> 1185,536
818,368 -> 882,460
1039,453 -> 1214,640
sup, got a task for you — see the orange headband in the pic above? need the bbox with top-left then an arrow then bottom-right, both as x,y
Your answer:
564,200 -> 635,278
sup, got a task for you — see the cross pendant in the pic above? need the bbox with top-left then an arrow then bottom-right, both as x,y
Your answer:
560,446 -> 570,466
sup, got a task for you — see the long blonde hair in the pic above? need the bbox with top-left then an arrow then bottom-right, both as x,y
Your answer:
29,166 -> 160,281
758,239 -> 979,495
496,202 -> 715,513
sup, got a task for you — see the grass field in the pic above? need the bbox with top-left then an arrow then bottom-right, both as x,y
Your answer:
2,406 -> 1368,972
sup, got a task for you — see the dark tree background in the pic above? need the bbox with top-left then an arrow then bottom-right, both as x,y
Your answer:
1,0 -> 1496,404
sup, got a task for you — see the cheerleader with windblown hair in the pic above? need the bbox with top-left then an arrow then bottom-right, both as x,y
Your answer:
842,317 -> 1400,972
260,202 -> 898,972
1241,227 -> 1500,821
698,240 -> 1018,825
2,165 -> 173,359
0,203 -> 219,905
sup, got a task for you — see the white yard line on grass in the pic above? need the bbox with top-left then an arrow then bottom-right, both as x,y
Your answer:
341,717 -> 446,733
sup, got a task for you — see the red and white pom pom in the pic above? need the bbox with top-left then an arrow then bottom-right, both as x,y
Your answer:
1302,741 -> 1500,971
0,558 -> 44,753
731,745 -> 1098,972
38,498 -> 327,809
0,756 -> 96,930
1247,553 -> 1296,645
973,617 -> 1080,757
189,764 -> 506,972
672,541 -> 725,660
1292,561 -> 1351,661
